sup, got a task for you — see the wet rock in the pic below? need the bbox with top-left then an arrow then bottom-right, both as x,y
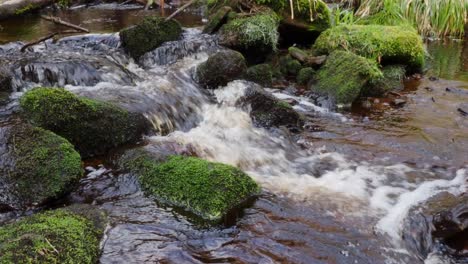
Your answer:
119,149 -> 260,221
314,51 -> 382,105
203,6 -> 232,34
239,83 -> 304,129
196,50 -> 247,89
391,98 -> 407,107
279,55 -> 302,77
429,76 -> 439,81
446,87 -> 468,96
297,67 -> 315,85
20,87 -> 152,158
458,103 -> 468,117
0,205 -> 106,263
403,192 -> 468,261
314,25 -> 425,71
219,11 -> 280,63
365,65 -> 406,96
0,67 -> 12,92
120,16 -> 182,60
0,123 -> 82,211
243,63 -> 273,87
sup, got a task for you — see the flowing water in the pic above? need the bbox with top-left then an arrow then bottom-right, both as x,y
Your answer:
0,6 -> 467,264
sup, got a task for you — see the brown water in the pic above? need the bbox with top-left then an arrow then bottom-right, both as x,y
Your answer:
0,5 -> 467,264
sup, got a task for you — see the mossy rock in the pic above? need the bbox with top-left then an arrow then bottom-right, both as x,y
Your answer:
219,11 -> 280,62
365,65 -> 406,97
313,24 -> 425,71
120,16 -> 182,60
20,87 -> 151,158
297,67 -> 315,85
0,206 -> 106,263
239,84 -> 304,129
203,6 -> 233,34
0,67 -> 11,92
279,55 -> 302,76
196,50 -> 247,89
315,51 -> 382,105
0,123 -> 82,211
243,64 -> 273,86
122,152 -> 260,220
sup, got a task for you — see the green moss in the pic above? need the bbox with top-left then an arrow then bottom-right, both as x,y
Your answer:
124,154 -> 260,220
7,124 -> 82,208
297,67 -> 315,85
276,100 -> 292,109
315,50 -> 382,104
14,3 -> 37,15
120,16 -> 182,59
243,64 -> 273,86
279,55 -> 302,76
203,6 -> 232,34
365,64 -> 406,96
196,50 -> 247,89
0,209 -> 103,263
221,11 -> 280,52
20,87 -> 150,158
313,24 -> 425,70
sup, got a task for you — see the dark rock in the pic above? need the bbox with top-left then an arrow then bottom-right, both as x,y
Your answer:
243,63 -> 273,86
120,16 -> 182,60
20,87 -> 152,158
196,50 -> 247,89
365,65 -> 406,97
458,103 -> 468,117
0,123 -> 83,211
0,67 -> 11,92
279,55 -> 302,77
446,87 -> 468,96
203,6 -> 232,34
238,83 -> 303,129
429,76 -> 439,81
297,67 -> 315,85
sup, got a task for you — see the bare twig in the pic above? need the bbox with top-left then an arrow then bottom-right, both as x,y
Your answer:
165,0 -> 196,21
20,30 -> 81,52
40,15 -> 89,33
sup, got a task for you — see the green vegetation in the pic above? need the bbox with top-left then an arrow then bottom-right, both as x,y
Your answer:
346,0 -> 467,38
0,208 -> 104,263
221,11 -> 280,52
4,124 -> 82,209
243,64 -> 273,86
297,67 -> 315,85
123,153 -> 260,220
20,87 -> 150,158
279,55 -> 302,76
14,4 -> 37,15
365,64 -> 405,96
315,50 -> 382,104
313,24 -> 425,70
119,16 -> 182,59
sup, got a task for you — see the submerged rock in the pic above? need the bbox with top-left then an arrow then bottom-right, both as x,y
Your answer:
0,123 -> 82,211
239,84 -> 304,129
243,63 -> 273,86
196,50 -> 247,89
314,25 -> 425,71
403,192 -> 468,261
20,87 -> 151,158
314,51 -> 382,105
458,103 -> 468,117
219,11 -> 280,63
0,205 -> 106,263
120,16 -> 183,60
120,150 -> 260,221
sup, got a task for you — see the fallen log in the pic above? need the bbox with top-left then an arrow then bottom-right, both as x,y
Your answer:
0,0 -> 53,20
165,0 -> 195,21
289,46 -> 327,66
40,15 -> 89,33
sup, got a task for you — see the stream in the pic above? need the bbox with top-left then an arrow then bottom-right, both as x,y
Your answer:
0,5 -> 467,264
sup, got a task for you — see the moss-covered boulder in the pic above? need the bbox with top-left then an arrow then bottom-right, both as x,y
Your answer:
20,87 -> 151,158
364,65 -> 406,97
0,123 -> 82,211
313,24 -> 425,70
279,55 -> 302,77
219,11 -> 280,62
314,51 -> 382,105
0,206 -> 106,263
196,50 -> 247,89
297,67 -> 315,85
121,152 -> 259,220
239,83 -> 304,129
0,66 -> 11,92
203,6 -> 233,34
243,64 -> 273,86
120,16 -> 182,60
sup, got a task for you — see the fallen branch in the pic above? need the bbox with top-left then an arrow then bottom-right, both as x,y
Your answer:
20,30 -> 80,52
165,0 -> 195,21
40,15 -> 89,33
